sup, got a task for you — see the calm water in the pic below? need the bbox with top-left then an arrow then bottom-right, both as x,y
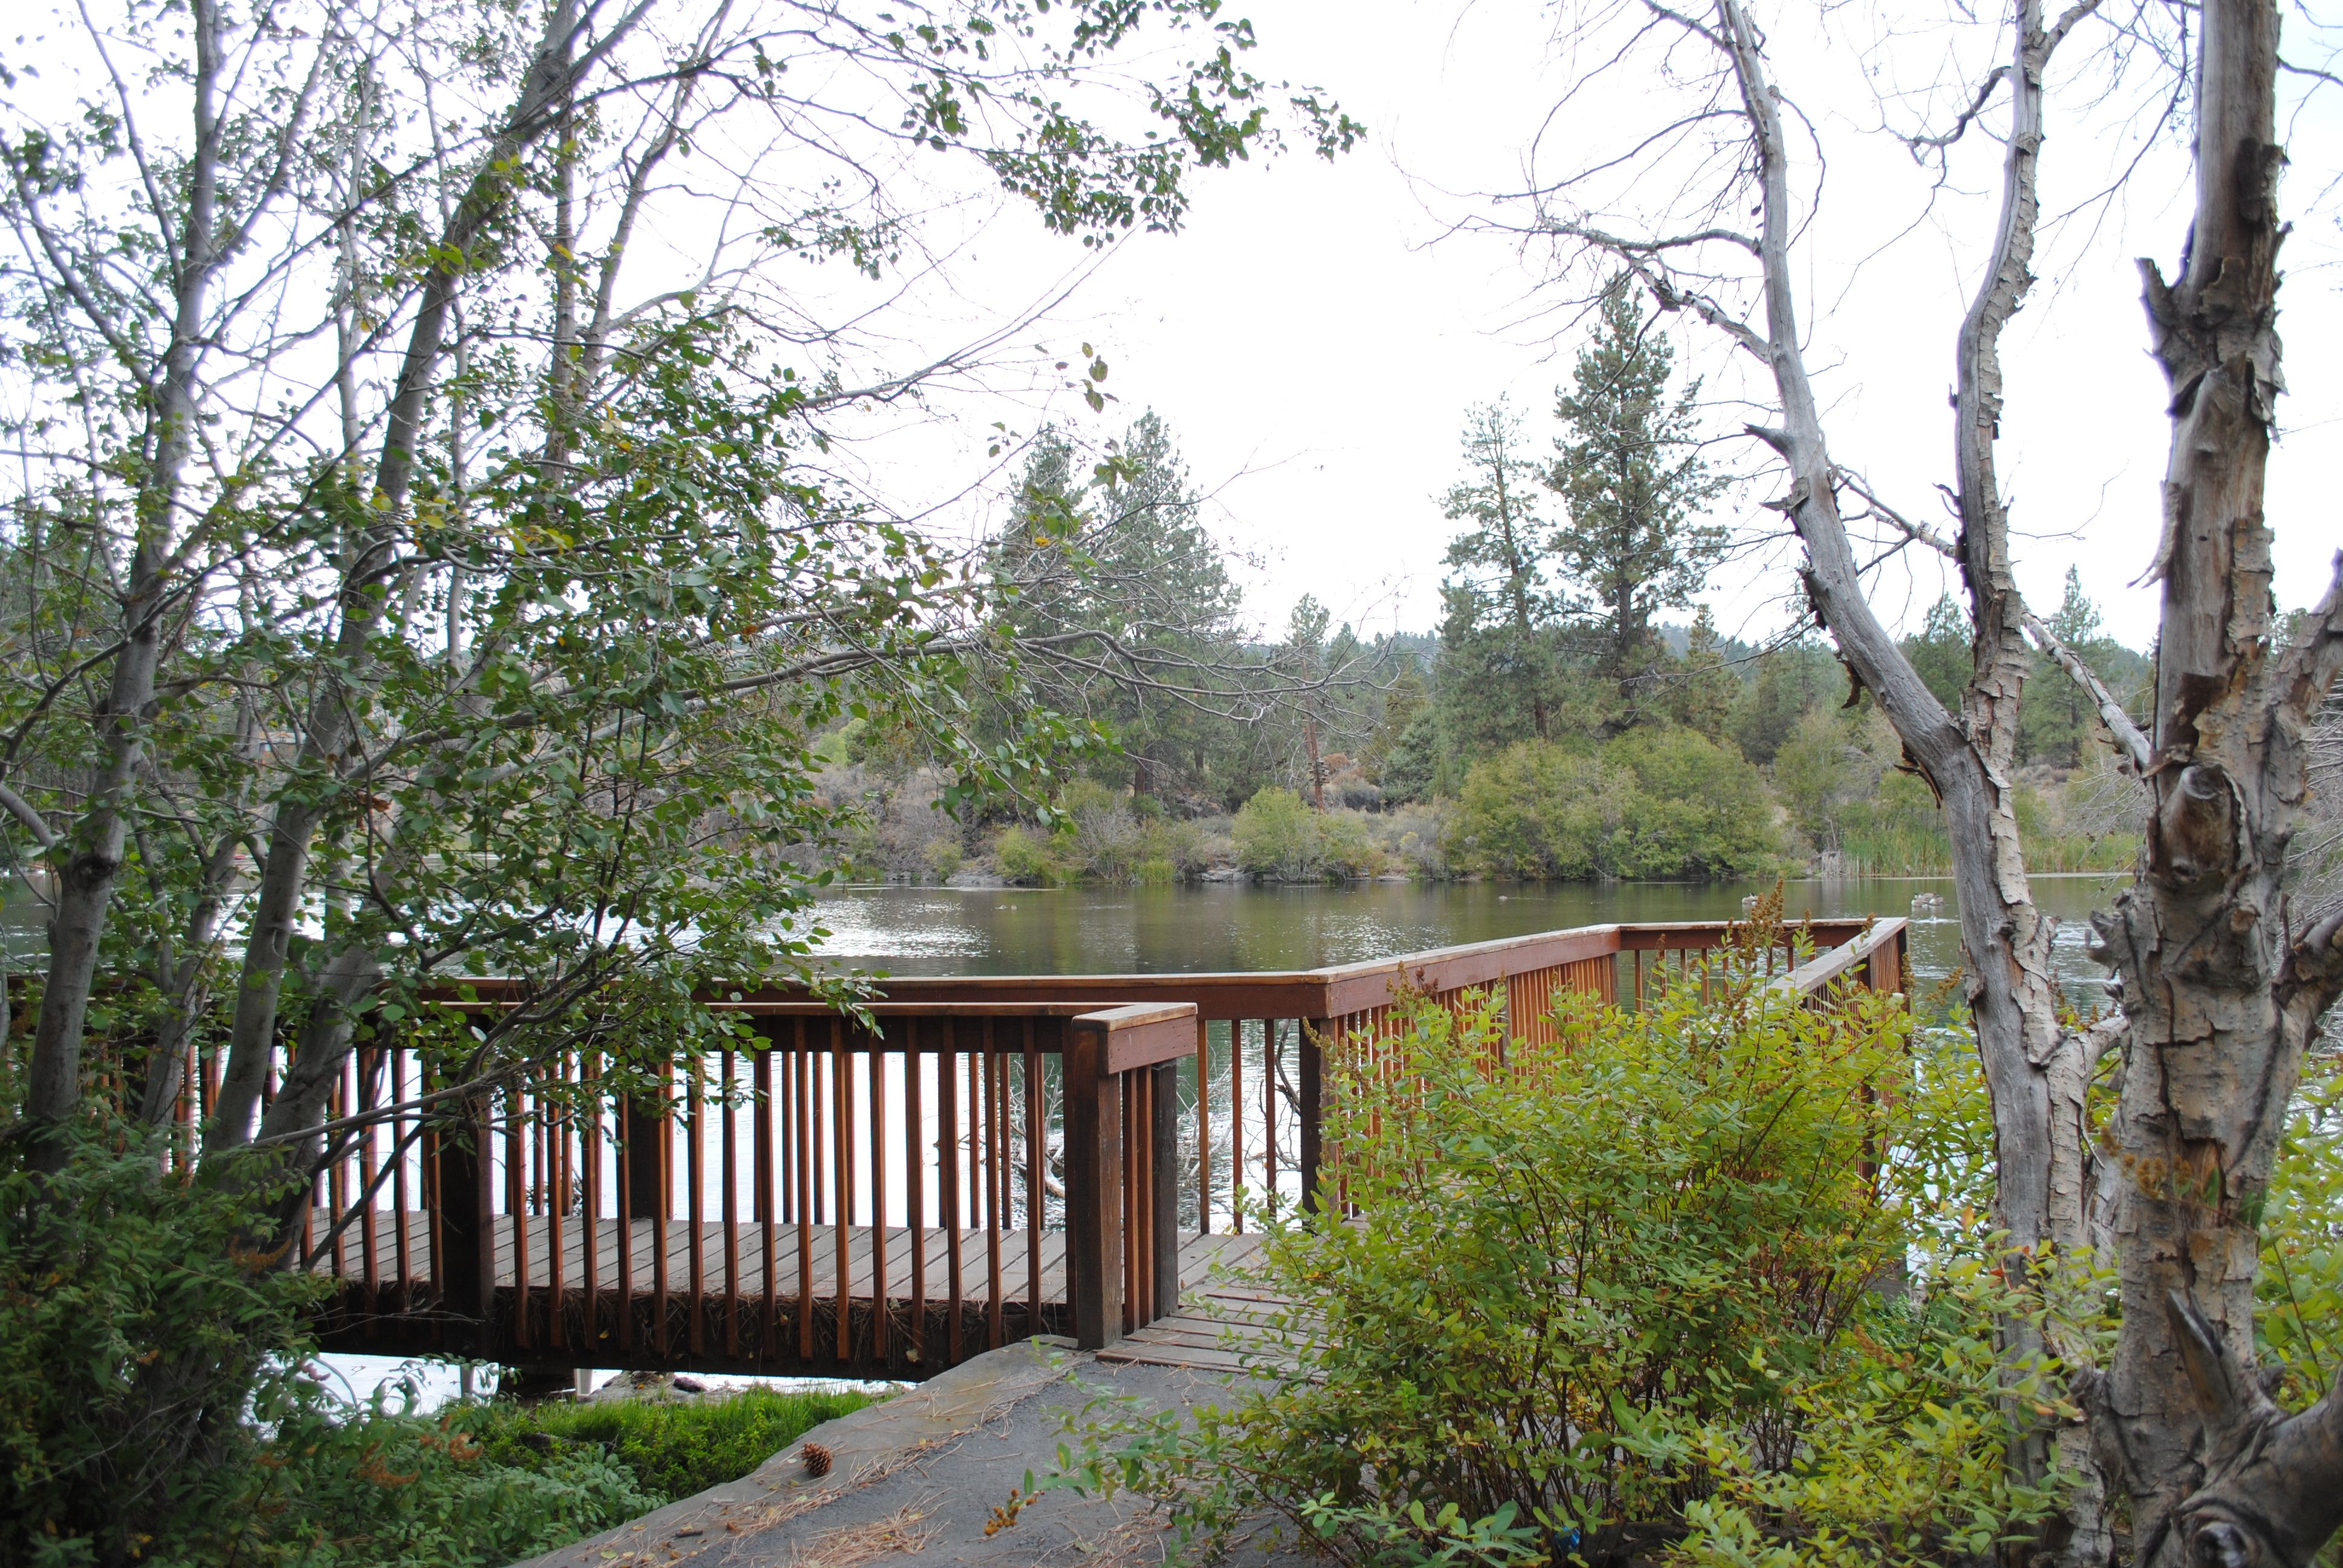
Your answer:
807,875 -> 2128,1011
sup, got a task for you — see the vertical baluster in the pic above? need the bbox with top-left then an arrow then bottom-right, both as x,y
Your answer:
357,1045 -> 380,1312
508,1079 -> 531,1351
985,1036 -> 1004,1349
965,1049 -> 981,1230
869,1035 -> 888,1363
1230,1020 -> 1244,1234
723,1047 -> 739,1360
615,1063 -> 635,1354
1024,1022 -> 1042,1336
795,1024 -> 814,1362
1194,1016 -> 1210,1234
687,1057 -> 706,1355
1264,1020 -> 1277,1209
940,1033 -> 962,1365
652,1067 -> 672,1357
548,1060 -> 567,1352
833,1021 -> 853,1365
755,1045 -> 775,1361
327,1063 -> 347,1278
576,1050 -> 595,1359
907,1026 -> 927,1368
392,1049 -> 412,1308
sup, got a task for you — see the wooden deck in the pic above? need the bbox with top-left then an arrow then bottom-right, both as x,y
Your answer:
310,1217 -> 1272,1379
1099,1232 -> 1320,1376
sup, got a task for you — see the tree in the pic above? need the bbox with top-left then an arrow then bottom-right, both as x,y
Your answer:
1524,0 -> 2343,1559
1435,399 -> 1568,751
0,5 -> 1353,1532
1904,594 -> 1975,717
1548,281 -> 1728,716
992,413 -> 1249,803
2017,569 -> 2149,768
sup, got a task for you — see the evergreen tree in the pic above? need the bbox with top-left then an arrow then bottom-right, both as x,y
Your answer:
1434,399 -> 1567,753
1902,594 -> 1973,715
2017,567 -> 2150,768
994,413 -> 1250,802
1548,281 -> 1729,713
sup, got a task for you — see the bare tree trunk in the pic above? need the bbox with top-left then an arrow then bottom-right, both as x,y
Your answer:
2092,4 -> 2343,1558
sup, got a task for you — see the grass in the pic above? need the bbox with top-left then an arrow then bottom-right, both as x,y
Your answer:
460,1383 -> 878,1506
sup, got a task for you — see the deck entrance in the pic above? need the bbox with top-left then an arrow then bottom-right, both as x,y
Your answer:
253,919 -> 1906,1380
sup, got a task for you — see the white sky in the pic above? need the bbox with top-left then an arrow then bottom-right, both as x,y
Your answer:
842,0 -> 2343,655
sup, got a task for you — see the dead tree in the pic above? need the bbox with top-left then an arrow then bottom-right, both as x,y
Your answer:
1521,0 -> 2343,1559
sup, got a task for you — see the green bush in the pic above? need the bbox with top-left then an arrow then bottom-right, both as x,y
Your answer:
0,1112 -> 864,1568
991,823 -> 1063,884
1315,811 -> 1382,880
1601,727 -> 1778,877
1054,944 -> 2063,1566
463,1384 -> 871,1504
1448,730 -> 1778,880
1234,787 -> 1319,878
1,1120 -> 326,1567
203,1391 -> 657,1568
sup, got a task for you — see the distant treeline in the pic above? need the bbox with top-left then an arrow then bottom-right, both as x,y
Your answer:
819,281 -> 2151,883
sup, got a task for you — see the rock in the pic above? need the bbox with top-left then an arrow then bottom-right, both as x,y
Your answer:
585,1370 -> 722,1405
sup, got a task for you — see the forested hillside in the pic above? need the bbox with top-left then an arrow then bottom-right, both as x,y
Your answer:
828,282 -> 2154,885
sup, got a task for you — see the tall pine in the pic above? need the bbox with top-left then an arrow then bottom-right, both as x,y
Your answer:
1549,281 -> 1728,716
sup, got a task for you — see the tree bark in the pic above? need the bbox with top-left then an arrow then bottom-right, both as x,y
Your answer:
23,0 -> 223,1164
2091,5 -> 2343,1556
206,0 -> 618,1152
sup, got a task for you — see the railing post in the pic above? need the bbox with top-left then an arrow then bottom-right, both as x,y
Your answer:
1064,1022 -> 1124,1349
1299,1018 -> 1328,1216
431,1096 -> 497,1360
1151,1059 -> 1180,1322
622,1067 -> 670,1220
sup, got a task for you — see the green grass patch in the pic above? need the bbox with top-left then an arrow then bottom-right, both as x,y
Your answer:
460,1384 -> 877,1504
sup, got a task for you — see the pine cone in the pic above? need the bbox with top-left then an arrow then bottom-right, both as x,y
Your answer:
801,1442 -> 833,1479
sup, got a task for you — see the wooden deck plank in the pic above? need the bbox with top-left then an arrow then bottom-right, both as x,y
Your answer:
316,1214 -> 1160,1310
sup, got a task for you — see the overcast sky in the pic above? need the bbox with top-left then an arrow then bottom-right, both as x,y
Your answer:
839,0 -> 2342,656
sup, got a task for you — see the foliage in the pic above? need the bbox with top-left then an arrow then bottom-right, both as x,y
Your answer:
1236,788 -> 1333,880
0,1108 -> 860,1568
2258,1041 -> 2343,1411
1,1119 -> 324,1566
1050,945 -> 2063,1566
1437,400 -> 1571,750
461,1385 -> 872,1511
1548,281 -> 1729,705
190,1391 -> 656,1568
1448,731 -> 1778,880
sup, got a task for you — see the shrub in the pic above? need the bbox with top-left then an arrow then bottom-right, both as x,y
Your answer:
991,823 -> 1060,884
1449,730 -> 1778,880
0,1120 -> 325,1567
1600,727 -> 1778,878
1054,943 -> 2063,1566
1446,742 -> 1624,878
1233,787 -> 1319,878
203,1390 -> 657,1568
1314,811 -> 1382,880
463,1384 -> 872,1507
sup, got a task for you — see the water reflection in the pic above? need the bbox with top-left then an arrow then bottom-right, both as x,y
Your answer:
811,876 -> 2128,1013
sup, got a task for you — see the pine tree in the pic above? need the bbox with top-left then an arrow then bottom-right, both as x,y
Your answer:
1435,399 -> 1565,750
1549,281 -> 1728,712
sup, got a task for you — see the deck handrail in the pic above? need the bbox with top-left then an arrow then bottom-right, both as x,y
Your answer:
240,916 -> 1909,1381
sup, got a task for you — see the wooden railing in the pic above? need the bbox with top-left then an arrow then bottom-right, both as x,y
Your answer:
260,917 -> 1907,1380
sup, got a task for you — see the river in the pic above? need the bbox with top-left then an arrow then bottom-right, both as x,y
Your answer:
806,875 -> 2128,1013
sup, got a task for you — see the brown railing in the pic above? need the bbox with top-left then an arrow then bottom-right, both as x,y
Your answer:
266,917 -> 1906,1380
